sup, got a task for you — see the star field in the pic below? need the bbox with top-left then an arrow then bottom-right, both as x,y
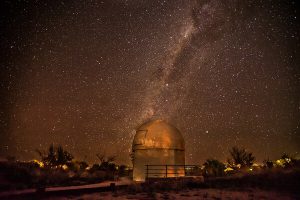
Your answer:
0,0 -> 299,165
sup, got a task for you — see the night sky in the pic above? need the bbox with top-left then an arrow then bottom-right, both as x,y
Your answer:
0,0 -> 299,165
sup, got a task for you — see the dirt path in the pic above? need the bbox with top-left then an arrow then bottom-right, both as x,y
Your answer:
0,178 -> 132,198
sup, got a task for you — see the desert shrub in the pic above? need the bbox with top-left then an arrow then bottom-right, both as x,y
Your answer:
118,165 -> 127,177
263,159 -> 274,169
203,159 -> 225,177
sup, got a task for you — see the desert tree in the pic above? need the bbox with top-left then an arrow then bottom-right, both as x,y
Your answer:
277,153 -> 300,168
203,159 -> 225,177
96,153 -> 117,171
56,145 -> 73,165
228,146 -> 255,168
36,144 -> 73,167
263,158 -> 274,169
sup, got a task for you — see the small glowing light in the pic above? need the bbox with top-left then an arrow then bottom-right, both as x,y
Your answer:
275,159 -> 285,167
224,167 -> 234,172
32,159 -> 44,168
252,163 -> 260,167
62,164 -> 68,170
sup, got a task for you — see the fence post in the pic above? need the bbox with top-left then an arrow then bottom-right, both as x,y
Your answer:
146,165 -> 148,179
165,165 -> 168,178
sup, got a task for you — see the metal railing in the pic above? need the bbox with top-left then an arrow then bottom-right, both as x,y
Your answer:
145,165 -> 201,179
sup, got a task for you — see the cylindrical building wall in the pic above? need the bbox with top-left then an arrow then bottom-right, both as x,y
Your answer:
133,149 -> 185,181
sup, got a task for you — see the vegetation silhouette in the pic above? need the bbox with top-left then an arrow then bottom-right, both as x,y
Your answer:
203,159 -> 225,177
96,153 -> 116,171
36,144 -> 73,167
1,144 -> 300,195
263,158 -> 274,169
228,146 -> 255,168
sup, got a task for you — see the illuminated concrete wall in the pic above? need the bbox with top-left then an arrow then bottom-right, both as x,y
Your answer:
133,149 -> 185,181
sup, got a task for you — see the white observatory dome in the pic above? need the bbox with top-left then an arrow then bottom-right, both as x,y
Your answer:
133,119 -> 185,151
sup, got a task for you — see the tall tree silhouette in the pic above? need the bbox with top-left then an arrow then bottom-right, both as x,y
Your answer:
36,144 -> 73,167
228,146 -> 255,168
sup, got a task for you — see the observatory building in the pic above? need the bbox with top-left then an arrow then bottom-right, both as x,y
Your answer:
132,119 -> 185,181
